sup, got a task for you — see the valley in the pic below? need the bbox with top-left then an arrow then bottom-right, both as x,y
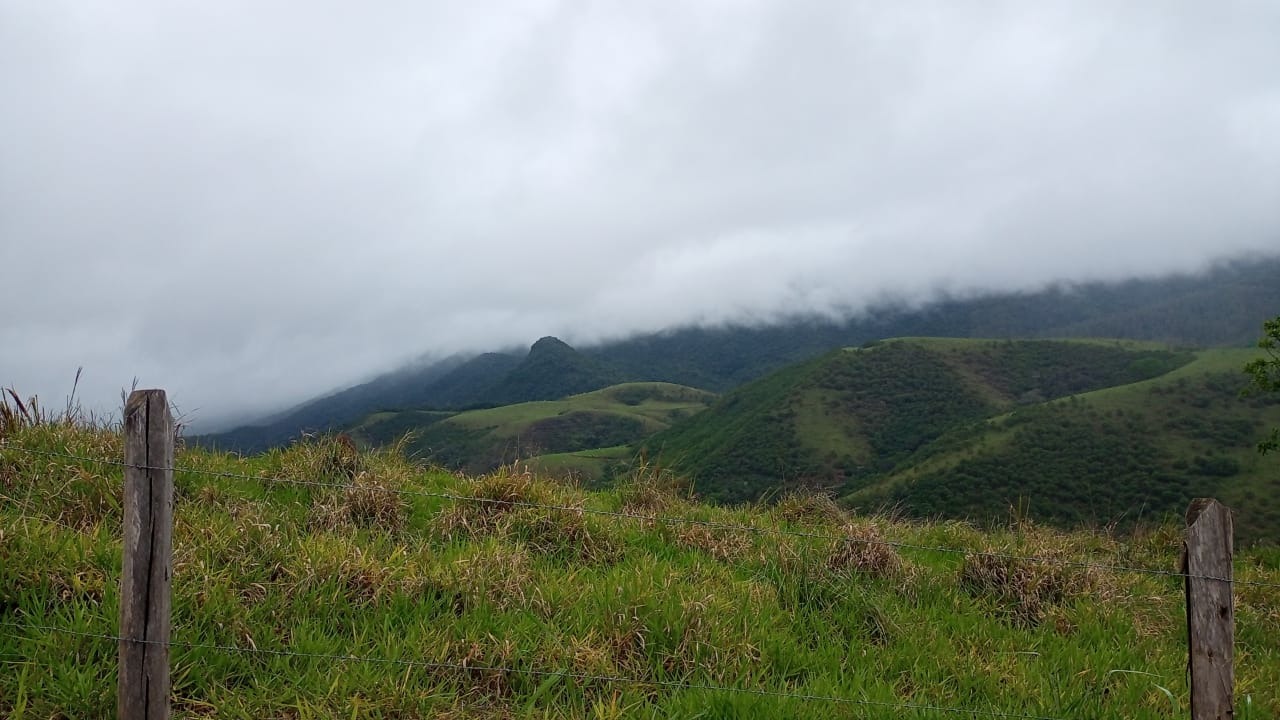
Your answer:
191,260 -> 1280,543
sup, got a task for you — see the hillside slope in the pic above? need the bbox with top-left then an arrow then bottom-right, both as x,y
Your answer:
644,339 -> 1280,543
199,256 -> 1280,453
378,381 -> 715,473
197,337 -> 615,453
849,348 -> 1280,543
478,336 -> 625,406
193,354 -> 471,454
415,351 -> 524,408
592,256 -> 1280,391
3,424 -> 1279,717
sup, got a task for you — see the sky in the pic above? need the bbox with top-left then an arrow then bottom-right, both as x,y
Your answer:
2,1 -> 1279,430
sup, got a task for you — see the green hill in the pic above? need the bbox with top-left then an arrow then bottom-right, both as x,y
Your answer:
364,382 -> 715,474
849,348 -> 1280,543
418,351 -> 524,407
198,256 -> 1280,454
644,339 -> 1280,543
3,422 -> 1279,717
477,336 -> 626,407
593,256 -> 1280,391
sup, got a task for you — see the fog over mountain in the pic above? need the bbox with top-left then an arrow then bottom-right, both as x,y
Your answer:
2,1 -> 1278,429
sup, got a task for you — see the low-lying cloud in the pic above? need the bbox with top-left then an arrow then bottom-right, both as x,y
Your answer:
2,1 -> 1278,429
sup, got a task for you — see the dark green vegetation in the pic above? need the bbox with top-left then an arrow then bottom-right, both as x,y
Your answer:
645,339 -> 1280,543
593,256 -> 1280,392
199,256 -> 1280,454
358,382 -> 715,476
198,352 -> 479,453
4,419 -> 1279,718
347,409 -> 456,447
1245,315 -> 1280,454
476,336 -> 625,407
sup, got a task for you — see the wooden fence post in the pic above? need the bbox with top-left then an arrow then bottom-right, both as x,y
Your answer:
1184,498 -> 1233,720
119,390 -> 174,720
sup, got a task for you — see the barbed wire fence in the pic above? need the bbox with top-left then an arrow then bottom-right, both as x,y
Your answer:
5,444 -> 1274,590
0,390 -> 1259,718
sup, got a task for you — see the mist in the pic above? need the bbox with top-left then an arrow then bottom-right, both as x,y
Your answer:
2,1 -> 1278,429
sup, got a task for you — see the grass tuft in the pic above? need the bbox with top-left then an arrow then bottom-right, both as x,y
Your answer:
308,469 -> 409,533
671,523 -> 754,564
4,419 -> 1280,718
276,433 -> 364,483
615,458 -> 690,519
774,490 -> 847,526
435,465 -> 553,541
434,541 -> 536,612
826,522 -> 906,580
508,506 -> 622,565
959,551 -> 1084,627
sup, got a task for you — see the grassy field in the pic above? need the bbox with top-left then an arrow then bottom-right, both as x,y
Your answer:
642,338 -> 1280,542
375,383 -> 715,475
2,416 -> 1279,718
524,445 -> 633,485
646,338 -> 1198,499
443,383 -> 715,432
846,347 -> 1280,543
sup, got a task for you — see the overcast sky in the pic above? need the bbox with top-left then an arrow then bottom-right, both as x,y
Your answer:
2,1 -> 1279,429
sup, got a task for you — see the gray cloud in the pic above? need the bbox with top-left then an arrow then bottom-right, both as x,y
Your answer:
2,1 -> 1278,428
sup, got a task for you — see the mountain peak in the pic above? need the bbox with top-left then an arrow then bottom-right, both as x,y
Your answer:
478,337 -> 620,405
529,336 -> 574,355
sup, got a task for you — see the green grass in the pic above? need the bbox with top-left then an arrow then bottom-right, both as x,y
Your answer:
648,338 -> 1196,503
381,383 -> 716,474
841,347 -> 1280,543
637,337 -> 1280,542
350,409 -> 457,446
3,421 -> 1278,718
524,446 -> 632,484
445,383 -> 715,433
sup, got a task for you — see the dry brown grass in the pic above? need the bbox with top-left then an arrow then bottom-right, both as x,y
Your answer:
430,636 -> 522,701
0,388 -> 39,439
434,466 -> 553,541
773,489 -> 847,526
277,433 -> 363,483
41,563 -> 110,606
607,605 -> 650,676
670,523 -> 755,564
277,533 -> 423,607
308,470 -> 409,533
431,542 -> 536,612
826,522 -> 906,580
553,631 -> 613,676
267,435 -> 414,533
432,466 -> 621,564
615,458 -> 690,519
959,551 -> 1089,627
508,507 -> 622,565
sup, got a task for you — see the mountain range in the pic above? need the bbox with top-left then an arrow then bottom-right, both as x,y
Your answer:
197,256 -> 1280,454
643,338 -> 1280,543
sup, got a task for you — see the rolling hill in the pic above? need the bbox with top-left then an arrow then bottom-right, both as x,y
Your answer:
591,255 -> 1280,391
196,338 -> 623,454
476,336 -> 625,406
6,420 -> 1279,717
352,382 -> 715,475
643,339 -> 1280,543
198,256 -> 1280,453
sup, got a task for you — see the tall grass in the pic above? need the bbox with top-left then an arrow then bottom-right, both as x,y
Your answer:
2,423 -> 1278,718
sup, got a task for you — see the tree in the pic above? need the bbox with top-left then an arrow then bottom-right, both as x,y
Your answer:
1244,316 -> 1280,454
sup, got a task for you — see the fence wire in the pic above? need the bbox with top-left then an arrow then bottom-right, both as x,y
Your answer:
0,619 -> 1068,720
4,443 -> 1277,590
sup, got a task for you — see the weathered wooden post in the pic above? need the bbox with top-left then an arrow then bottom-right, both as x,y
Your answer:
119,389 -> 174,720
1184,498 -> 1233,720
